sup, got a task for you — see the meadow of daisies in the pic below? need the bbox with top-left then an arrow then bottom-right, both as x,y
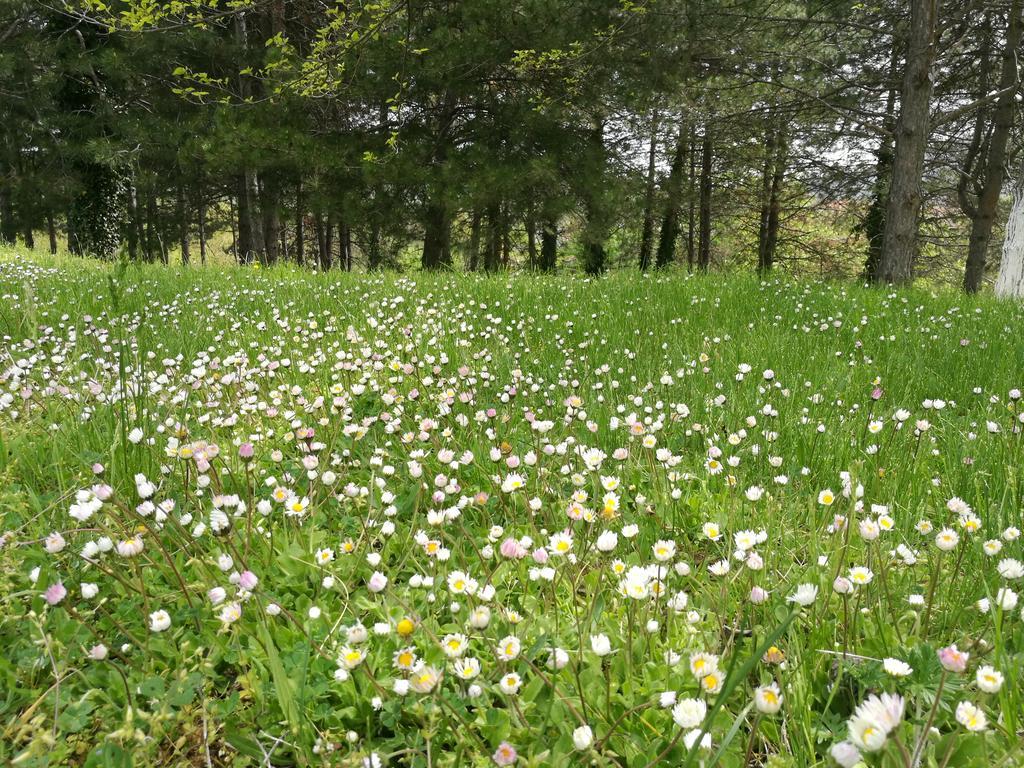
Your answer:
1,251 -> 1023,768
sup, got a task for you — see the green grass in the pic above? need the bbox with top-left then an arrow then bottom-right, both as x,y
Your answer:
0,247 -> 1022,767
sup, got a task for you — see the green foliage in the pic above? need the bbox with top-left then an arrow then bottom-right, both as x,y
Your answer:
67,161 -> 132,258
2,0 -> 1016,282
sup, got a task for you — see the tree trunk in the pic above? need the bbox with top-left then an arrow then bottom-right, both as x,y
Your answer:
149,193 -> 168,264
421,199 -> 451,270
757,123 -> 787,273
234,12 -> 263,265
177,183 -> 190,265
756,126 -> 777,273
962,0 -> 1022,293
0,186 -> 15,244
261,177 -> 280,265
468,208 -> 482,271
764,135 -> 786,271
236,179 -> 252,263
421,114 -> 453,271
686,125 -> 697,270
484,202 -> 501,272
526,212 -> 537,269
341,222 -> 352,271
697,125 -> 713,271
863,40 -> 900,281
325,213 -> 335,270
229,196 -> 238,264
145,194 -> 157,262
198,200 -> 207,265
237,173 -> 262,264
500,202 -> 511,268
158,223 -> 168,264
295,180 -> 305,266
582,120 -> 607,274
17,158 -> 32,248
315,213 -> 329,270
540,217 -> 557,272
367,220 -> 383,270
126,182 -> 140,261
638,108 -> 659,271
655,119 -> 687,268
995,160 -> 1024,298
67,206 -> 81,255
47,212 -> 58,254
877,0 -> 941,285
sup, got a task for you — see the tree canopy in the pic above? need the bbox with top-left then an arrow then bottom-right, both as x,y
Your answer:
0,0 -> 1021,289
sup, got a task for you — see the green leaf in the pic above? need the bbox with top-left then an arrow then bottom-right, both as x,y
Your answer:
258,622 -> 300,730
56,697 -> 95,733
223,726 -> 265,760
83,742 -> 132,768
138,675 -> 166,699
483,707 -> 511,743
166,672 -> 202,708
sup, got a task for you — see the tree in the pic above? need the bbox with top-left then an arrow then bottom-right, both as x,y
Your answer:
995,159 -> 1024,297
0,0 -> 1014,291
655,119 -> 688,268
958,0 -> 1023,293
638,108 -> 659,270
877,0 -> 941,284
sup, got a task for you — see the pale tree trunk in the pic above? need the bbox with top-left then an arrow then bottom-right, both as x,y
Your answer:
877,0 -> 941,285
961,0 -> 1022,293
995,162 -> 1024,298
